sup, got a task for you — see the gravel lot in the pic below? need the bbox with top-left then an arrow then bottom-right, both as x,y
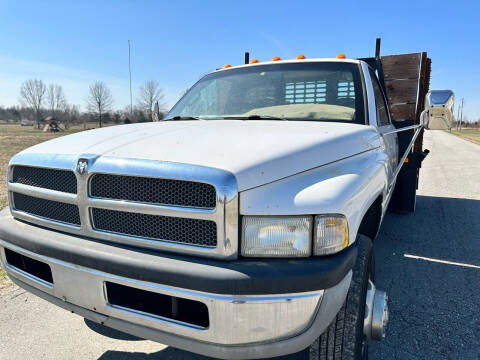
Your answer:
1,130 -> 479,359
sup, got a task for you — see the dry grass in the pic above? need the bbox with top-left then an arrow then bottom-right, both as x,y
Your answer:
449,129 -> 480,145
0,124 -> 91,284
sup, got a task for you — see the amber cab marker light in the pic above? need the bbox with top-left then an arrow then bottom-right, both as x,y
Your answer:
249,59 -> 259,64
336,54 -> 346,59
296,54 -> 306,59
271,56 -> 281,61
223,64 -> 232,68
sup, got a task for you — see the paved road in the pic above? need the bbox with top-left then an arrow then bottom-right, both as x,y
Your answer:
1,130 -> 479,360
369,130 -> 480,359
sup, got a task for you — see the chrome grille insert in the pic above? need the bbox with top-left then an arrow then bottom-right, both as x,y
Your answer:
90,174 -> 216,208
12,165 -> 77,194
92,208 -> 217,247
12,192 -> 81,226
7,154 -> 239,259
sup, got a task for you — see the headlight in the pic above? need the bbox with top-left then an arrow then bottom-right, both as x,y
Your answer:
241,216 -> 312,258
313,215 -> 349,255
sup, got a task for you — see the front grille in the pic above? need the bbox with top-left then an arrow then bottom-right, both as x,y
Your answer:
90,174 -> 216,208
8,155 -> 237,258
91,208 -> 217,247
12,165 -> 77,194
12,192 -> 81,226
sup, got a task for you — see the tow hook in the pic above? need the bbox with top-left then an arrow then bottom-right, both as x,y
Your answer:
364,280 -> 389,341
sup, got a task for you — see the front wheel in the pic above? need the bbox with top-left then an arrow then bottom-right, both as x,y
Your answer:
308,235 -> 380,360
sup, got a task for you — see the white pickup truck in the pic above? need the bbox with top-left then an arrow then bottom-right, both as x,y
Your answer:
0,41 -> 453,359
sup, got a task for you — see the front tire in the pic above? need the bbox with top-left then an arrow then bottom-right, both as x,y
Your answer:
308,235 -> 374,360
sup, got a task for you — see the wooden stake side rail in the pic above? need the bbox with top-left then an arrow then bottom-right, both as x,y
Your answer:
380,52 -> 431,153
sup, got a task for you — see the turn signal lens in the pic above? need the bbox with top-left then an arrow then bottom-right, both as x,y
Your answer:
271,56 -> 281,61
223,64 -> 232,68
336,54 -> 346,59
242,216 -> 312,258
249,59 -> 259,64
296,54 -> 306,59
314,215 -> 349,256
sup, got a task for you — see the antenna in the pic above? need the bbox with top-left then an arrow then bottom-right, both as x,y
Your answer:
128,40 -> 133,117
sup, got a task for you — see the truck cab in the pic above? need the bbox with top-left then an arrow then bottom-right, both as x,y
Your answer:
1,48 -> 437,359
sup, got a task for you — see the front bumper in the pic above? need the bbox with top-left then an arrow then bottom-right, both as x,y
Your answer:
0,209 -> 354,359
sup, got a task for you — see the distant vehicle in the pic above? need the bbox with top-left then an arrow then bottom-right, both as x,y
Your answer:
20,119 -> 34,126
0,39 -> 453,360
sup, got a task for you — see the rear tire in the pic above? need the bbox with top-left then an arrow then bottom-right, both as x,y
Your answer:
308,235 -> 374,360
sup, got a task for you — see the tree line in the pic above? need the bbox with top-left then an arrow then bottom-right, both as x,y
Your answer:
0,79 -> 167,129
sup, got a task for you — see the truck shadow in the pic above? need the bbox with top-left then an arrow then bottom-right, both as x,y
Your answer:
97,349 -> 302,360
97,347 -> 302,360
85,319 -> 217,359
370,195 -> 480,359
97,348 -> 214,360
84,319 -> 143,341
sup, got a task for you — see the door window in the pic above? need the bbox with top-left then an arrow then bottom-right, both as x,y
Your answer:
369,69 -> 390,126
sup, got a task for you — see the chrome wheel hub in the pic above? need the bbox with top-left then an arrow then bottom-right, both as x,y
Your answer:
364,280 -> 389,341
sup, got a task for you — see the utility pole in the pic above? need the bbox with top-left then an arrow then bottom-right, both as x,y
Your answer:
128,40 -> 133,117
456,101 -> 461,131
459,98 -> 464,132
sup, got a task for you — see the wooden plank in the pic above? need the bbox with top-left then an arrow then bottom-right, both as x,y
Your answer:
389,103 -> 416,121
414,53 -> 430,152
385,79 -> 419,104
381,53 -> 421,80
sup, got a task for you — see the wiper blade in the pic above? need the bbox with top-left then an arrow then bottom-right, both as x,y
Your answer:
164,116 -> 201,121
221,114 -> 288,121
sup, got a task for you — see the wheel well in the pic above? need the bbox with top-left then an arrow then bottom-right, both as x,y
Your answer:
357,195 -> 383,241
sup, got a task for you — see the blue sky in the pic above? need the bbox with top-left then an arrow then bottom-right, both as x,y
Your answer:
0,0 -> 478,120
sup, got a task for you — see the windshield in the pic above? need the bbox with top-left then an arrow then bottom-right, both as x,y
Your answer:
167,62 -> 365,123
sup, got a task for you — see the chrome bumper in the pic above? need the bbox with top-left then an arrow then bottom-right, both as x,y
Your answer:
0,241 -> 352,359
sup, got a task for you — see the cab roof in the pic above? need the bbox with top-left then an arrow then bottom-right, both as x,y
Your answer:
215,58 -> 362,72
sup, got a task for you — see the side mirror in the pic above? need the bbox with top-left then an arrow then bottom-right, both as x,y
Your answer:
423,90 -> 455,130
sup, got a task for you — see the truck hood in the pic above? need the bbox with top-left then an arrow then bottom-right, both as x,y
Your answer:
20,121 -> 381,191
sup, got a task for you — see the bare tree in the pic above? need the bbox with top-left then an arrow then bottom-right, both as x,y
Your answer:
46,84 -> 66,119
86,81 -> 113,128
137,80 -> 165,121
63,103 -> 79,130
19,79 -> 46,129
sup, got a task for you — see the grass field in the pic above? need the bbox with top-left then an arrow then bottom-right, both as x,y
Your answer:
0,124 -> 87,286
449,128 -> 480,145
0,124 -> 86,209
